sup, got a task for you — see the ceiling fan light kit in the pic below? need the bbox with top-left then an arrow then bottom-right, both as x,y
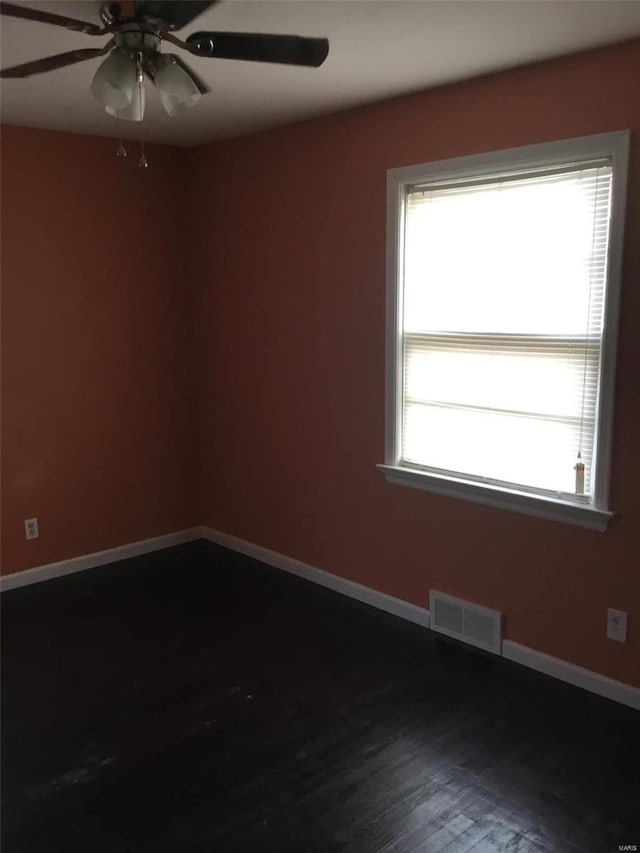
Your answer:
154,55 -> 202,116
105,72 -> 145,121
91,45 -> 138,113
0,0 -> 329,162
90,31 -> 198,121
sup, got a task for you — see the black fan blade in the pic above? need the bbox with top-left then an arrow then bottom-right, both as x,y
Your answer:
1,46 -> 112,79
186,31 -> 329,68
0,2 -> 106,35
133,1 -> 216,30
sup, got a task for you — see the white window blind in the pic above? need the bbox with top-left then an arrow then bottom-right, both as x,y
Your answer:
401,162 -> 613,500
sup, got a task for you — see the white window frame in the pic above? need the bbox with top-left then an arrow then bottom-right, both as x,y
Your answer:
379,131 -> 630,531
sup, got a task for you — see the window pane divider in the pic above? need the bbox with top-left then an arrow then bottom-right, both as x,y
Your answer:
404,397 -> 594,425
404,332 -> 601,349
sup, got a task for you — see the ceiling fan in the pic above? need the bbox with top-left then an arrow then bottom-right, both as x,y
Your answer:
0,1 -> 330,121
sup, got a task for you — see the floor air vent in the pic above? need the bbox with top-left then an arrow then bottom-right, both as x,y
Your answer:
429,590 -> 502,655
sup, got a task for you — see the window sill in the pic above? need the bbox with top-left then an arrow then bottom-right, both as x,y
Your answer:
377,464 -> 613,531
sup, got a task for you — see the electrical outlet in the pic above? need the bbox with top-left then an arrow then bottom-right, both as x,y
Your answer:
24,518 -> 39,540
606,608 -> 627,643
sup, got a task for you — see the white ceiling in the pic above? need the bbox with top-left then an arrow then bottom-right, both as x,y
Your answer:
1,1 -> 640,147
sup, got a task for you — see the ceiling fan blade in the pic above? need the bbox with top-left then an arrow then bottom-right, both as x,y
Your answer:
0,2 -> 107,35
185,31 -> 329,68
134,1 -> 217,30
0,46 -> 112,79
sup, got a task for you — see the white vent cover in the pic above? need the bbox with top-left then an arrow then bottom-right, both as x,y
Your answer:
429,590 -> 502,655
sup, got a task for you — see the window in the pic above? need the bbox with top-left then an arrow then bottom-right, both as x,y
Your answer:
380,133 -> 629,530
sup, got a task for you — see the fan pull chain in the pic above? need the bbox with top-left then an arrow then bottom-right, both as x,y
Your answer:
136,56 -> 148,168
138,139 -> 148,168
115,111 -> 127,159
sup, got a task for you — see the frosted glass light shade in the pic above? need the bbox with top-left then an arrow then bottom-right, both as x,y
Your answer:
154,57 -> 201,116
91,49 -> 136,111
105,78 -> 145,121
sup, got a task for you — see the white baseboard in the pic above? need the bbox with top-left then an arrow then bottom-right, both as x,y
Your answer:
502,640 -> 640,711
0,528 -> 202,592
202,526 -> 640,711
200,527 -> 431,629
3,524 -> 638,711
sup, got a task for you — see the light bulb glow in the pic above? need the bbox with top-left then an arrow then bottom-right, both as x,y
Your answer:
91,48 -> 137,111
105,76 -> 145,122
154,56 -> 201,116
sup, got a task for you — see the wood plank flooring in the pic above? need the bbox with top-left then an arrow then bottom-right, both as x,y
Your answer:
1,541 -> 639,852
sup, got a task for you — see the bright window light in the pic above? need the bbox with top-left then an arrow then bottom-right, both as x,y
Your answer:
402,164 -> 610,497
381,133 -> 629,528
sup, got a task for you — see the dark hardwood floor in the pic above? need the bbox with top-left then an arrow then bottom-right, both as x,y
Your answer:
1,541 -> 639,852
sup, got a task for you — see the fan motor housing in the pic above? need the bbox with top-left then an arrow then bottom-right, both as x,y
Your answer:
115,30 -> 162,53
100,2 -> 172,35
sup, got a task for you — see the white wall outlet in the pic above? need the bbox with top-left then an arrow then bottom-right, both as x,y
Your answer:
606,608 -> 627,643
24,518 -> 39,540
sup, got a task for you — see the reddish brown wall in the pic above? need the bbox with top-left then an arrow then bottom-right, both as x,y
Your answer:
1,127 -> 198,573
2,42 -> 638,688
189,41 -> 640,687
